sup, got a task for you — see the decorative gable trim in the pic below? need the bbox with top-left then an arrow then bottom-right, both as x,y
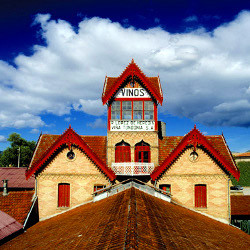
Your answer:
26,126 -> 116,181
102,59 -> 163,105
151,126 -> 240,181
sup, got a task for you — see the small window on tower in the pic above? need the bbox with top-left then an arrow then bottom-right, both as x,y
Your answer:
144,101 -> 154,120
111,101 -> 121,119
94,185 -> 106,192
133,101 -> 143,120
122,101 -> 132,119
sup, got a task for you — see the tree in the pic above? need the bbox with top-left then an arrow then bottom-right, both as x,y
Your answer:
0,133 -> 36,168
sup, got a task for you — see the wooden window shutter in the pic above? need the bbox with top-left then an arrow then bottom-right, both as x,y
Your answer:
115,141 -> 131,162
58,183 -> 70,207
195,184 -> 207,208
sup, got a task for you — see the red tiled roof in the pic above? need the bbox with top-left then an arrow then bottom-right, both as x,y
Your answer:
231,195 -> 250,216
30,134 -> 107,168
0,191 -> 34,225
27,127 -> 115,181
0,168 -> 34,189
102,60 -> 163,104
0,211 -> 22,241
2,188 -> 250,249
153,127 -> 239,181
234,152 -> 250,158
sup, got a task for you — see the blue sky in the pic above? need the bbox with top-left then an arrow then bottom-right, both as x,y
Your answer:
0,0 -> 250,152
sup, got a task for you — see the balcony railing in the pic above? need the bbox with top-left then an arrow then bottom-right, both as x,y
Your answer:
111,162 -> 154,176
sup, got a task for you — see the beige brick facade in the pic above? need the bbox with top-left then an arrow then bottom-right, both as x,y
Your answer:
107,131 -> 159,168
157,148 -> 230,221
37,147 -> 110,219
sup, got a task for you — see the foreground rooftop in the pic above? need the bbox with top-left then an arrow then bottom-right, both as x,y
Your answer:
2,188 -> 250,249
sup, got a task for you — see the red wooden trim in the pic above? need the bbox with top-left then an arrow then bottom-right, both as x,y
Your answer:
142,101 -> 145,120
26,126 -> 116,181
114,98 -> 152,101
108,105 -> 111,131
131,101 -> 134,120
135,145 -> 151,163
151,126 -> 240,181
195,185 -> 206,208
154,103 -> 157,131
120,101 -> 122,120
102,61 -> 163,105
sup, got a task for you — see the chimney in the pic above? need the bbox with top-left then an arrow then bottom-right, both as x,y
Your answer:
158,121 -> 166,139
2,179 -> 8,196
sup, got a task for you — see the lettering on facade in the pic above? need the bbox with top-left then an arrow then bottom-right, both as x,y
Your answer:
110,120 -> 155,131
116,88 -> 150,98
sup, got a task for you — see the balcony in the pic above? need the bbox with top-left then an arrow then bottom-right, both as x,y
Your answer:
111,162 -> 154,176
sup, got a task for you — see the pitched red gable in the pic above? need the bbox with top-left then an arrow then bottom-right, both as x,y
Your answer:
152,126 -> 240,181
102,60 -> 163,105
3,188 -> 250,249
0,191 -> 34,225
26,127 -> 116,181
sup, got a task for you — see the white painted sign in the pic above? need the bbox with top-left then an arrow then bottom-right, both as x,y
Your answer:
116,88 -> 150,98
110,120 -> 155,131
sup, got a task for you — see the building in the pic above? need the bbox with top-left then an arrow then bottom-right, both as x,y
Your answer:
0,167 -> 38,243
2,188 -> 250,249
234,152 -> 250,162
26,60 -> 240,223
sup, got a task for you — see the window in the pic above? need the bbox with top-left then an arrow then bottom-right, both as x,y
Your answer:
110,100 -> 155,121
133,101 -> 143,120
135,141 -> 150,163
144,101 -> 154,120
111,101 -> 121,119
195,184 -> 207,208
159,184 -> 171,194
122,101 -> 132,119
115,141 -> 131,162
58,183 -> 70,207
94,185 -> 106,192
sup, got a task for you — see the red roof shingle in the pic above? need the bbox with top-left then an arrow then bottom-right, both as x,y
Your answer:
0,211 -> 23,241
0,168 -> 34,189
0,191 -> 34,225
2,188 -> 250,249
102,60 -> 163,104
231,195 -> 250,216
156,133 -> 238,179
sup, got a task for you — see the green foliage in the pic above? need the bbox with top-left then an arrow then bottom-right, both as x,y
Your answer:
0,133 -> 36,168
231,161 -> 250,187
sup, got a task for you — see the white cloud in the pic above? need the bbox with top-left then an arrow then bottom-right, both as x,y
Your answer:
87,118 -> 106,129
184,15 -> 198,23
0,11 -> 250,128
30,128 -> 40,134
0,135 -> 6,142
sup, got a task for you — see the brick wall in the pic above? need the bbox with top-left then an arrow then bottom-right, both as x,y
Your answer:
37,147 -> 110,219
107,131 -> 159,168
157,148 -> 230,221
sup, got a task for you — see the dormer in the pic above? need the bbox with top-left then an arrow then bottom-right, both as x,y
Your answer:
102,59 -> 163,132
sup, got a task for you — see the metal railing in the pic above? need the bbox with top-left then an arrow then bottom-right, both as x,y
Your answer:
111,162 -> 154,175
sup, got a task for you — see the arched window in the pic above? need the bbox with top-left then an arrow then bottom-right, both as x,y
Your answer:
115,140 -> 131,162
135,141 -> 151,163
58,183 -> 70,207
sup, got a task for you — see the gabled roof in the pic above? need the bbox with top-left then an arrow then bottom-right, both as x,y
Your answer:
0,211 -> 23,241
26,127 -> 116,181
102,59 -> 163,105
0,168 -> 34,189
152,126 -> 240,181
234,152 -> 250,158
0,191 -> 34,225
2,188 -> 250,249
